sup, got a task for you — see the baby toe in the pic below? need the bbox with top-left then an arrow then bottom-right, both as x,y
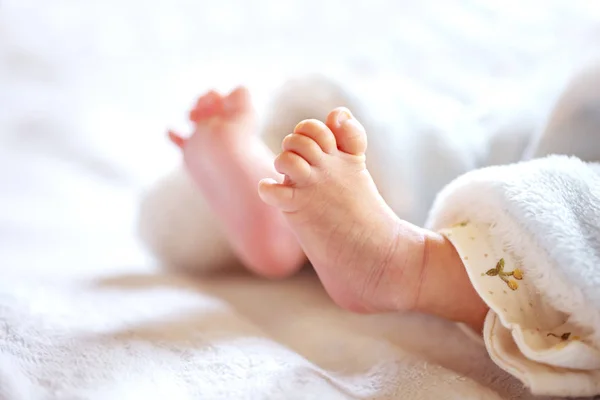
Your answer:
326,108 -> 367,156
190,90 -> 223,122
274,151 -> 312,185
293,119 -> 337,154
282,133 -> 325,165
258,179 -> 298,212
167,130 -> 187,149
223,86 -> 253,116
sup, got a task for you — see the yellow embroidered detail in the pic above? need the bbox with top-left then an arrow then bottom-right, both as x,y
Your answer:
512,268 -> 523,280
485,259 -> 523,290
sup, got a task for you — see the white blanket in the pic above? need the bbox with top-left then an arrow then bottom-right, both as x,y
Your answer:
428,156 -> 600,397
1,1 -> 600,399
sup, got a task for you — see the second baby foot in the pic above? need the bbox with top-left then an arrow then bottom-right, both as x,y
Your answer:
168,87 -> 304,278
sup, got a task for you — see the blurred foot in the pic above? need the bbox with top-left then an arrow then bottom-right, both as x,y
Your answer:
169,87 -> 304,277
258,108 -> 423,310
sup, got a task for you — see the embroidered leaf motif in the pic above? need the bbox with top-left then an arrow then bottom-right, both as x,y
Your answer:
484,258 -> 523,290
547,332 -> 571,341
497,259 -> 505,273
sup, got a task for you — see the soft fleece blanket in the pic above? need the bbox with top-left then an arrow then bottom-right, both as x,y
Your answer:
1,1 -> 600,399
429,156 -> 600,397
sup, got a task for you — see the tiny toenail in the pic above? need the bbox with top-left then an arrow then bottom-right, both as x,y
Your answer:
337,110 -> 351,125
294,121 -> 309,131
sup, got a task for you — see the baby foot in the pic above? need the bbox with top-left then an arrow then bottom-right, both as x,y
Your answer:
259,108 -> 489,328
169,87 -> 304,278
258,108 -> 427,311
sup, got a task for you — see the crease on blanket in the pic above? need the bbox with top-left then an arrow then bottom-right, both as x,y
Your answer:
425,155 -> 600,347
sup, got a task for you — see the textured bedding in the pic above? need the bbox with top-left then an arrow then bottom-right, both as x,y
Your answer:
1,1 -> 599,398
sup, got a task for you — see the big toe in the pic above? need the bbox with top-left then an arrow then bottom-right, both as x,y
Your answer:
223,86 -> 253,116
326,107 -> 367,156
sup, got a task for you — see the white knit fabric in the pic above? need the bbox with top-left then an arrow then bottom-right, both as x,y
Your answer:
439,220 -> 600,396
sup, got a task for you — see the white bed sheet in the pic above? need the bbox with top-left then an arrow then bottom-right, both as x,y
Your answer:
1,0 -> 599,398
